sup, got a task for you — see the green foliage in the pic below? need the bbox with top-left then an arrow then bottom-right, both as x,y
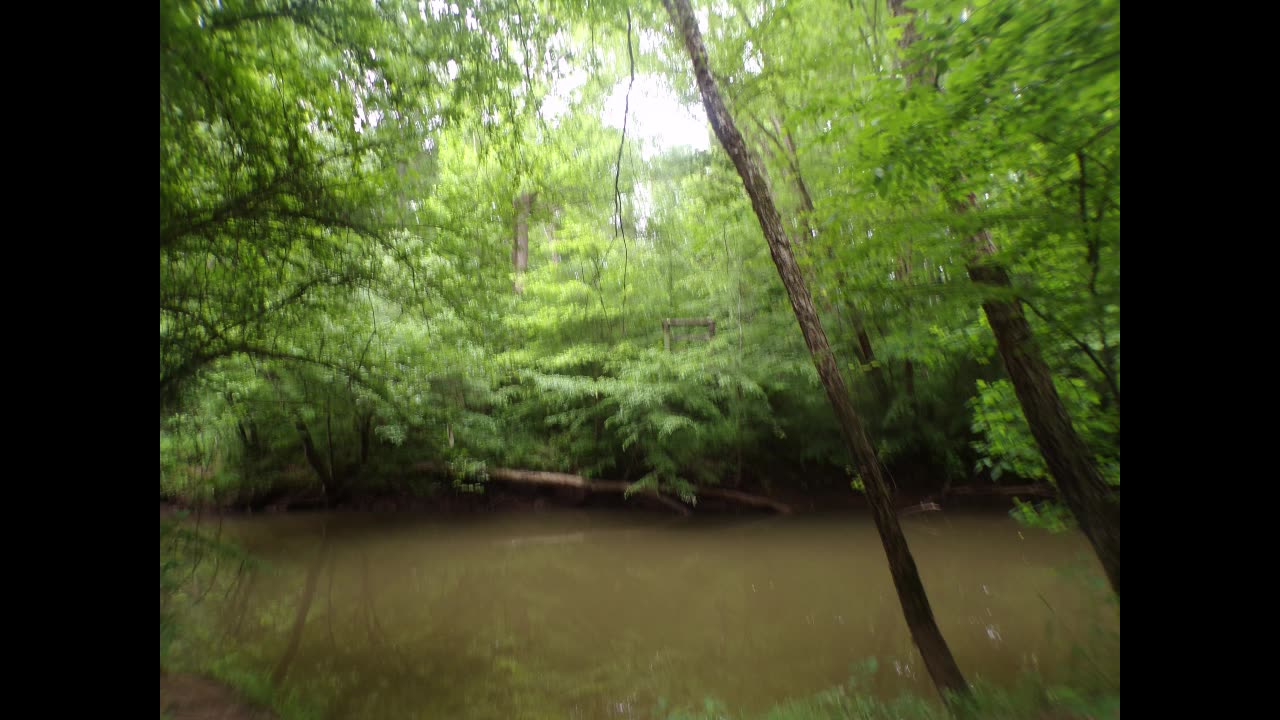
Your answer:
447,454 -> 491,493
658,669 -> 1119,720
1010,497 -> 1076,534
158,0 -> 1118,522
970,378 -> 1119,487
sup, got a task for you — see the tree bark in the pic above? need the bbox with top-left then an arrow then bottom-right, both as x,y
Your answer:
660,0 -> 968,700
968,253 -> 1121,597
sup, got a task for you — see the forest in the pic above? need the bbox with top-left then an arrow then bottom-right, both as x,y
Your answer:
160,0 -> 1120,717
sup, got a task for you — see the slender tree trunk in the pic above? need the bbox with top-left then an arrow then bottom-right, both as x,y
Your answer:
854,327 -> 892,403
774,117 -> 817,215
761,113 -> 893,405
513,192 -> 533,293
358,412 -> 373,466
544,216 -> 561,265
905,358 -> 916,402
887,0 -> 936,89
660,0 -> 968,700
898,250 -> 917,405
325,399 -> 338,495
294,416 -> 332,502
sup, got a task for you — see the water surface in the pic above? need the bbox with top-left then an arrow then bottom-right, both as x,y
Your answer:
169,509 -> 1119,718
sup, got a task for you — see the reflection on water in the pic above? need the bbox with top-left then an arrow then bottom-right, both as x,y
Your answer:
172,510 -> 1119,719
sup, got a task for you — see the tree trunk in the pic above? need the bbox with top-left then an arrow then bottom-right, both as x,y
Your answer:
513,192 -> 533,293
325,401 -> 337,496
882,0 -> 1119,600
765,114 -> 891,405
887,0 -> 937,90
293,416 -> 332,501
855,326 -> 892,403
968,254 -> 1121,597
358,412 -> 373,466
660,0 -> 968,701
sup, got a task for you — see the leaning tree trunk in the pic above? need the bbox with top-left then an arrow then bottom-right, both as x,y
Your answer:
880,0 -> 1120,599
968,244 -> 1121,597
659,0 -> 969,700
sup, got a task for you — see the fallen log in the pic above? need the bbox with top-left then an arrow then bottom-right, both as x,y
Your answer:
411,463 -> 793,515
485,467 -> 692,516
413,463 -> 689,516
690,486 -> 792,515
922,484 -> 1058,505
946,484 -> 1056,497
899,501 -> 942,517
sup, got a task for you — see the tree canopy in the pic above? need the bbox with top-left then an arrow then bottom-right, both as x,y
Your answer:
159,0 -> 1119,530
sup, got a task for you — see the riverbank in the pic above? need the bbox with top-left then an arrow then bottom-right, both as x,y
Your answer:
161,480 -> 1057,518
159,667 -> 1117,720
160,672 -> 275,720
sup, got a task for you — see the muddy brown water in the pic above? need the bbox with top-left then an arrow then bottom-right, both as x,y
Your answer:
166,509 -> 1118,719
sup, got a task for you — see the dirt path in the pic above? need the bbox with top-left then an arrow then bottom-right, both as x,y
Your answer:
160,673 -> 275,720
